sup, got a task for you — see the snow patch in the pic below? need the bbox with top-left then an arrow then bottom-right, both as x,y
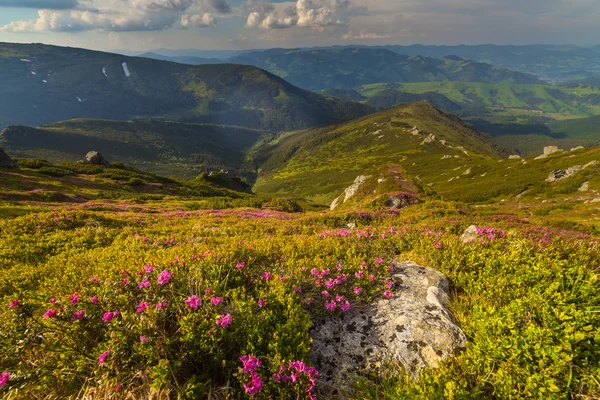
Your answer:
121,62 -> 131,78
42,80 -> 47,83
102,67 -> 108,77
31,71 -> 37,75
20,59 -> 31,62
77,97 -> 82,103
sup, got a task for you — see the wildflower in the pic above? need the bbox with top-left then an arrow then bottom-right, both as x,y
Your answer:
205,287 -> 212,296
0,372 -> 10,388
353,287 -> 363,295
433,241 -> 442,249
257,299 -> 267,308
49,298 -> 56,304
383,290 -> 393,299
321,290 -> 330,298
294,286 -> 302,293
215,313 -> 232,327
355,271 -> 364,279
43,309 -> 57,319
90,277 -> 99,283
335,293 -> 345,302
375,257 -> 384,264
185,295 -> 201,310
340,301 -> 351,312
210,297 -> 223,306
243,372 -> 263,396
260,272 -> 272,281
90,295 -> 99,304
140,336 -> 148,343
69,292 -> 79,305
138,280 -> 151,289
324,300 -> 337,311
368,275 -> 376,282
157,269 -> 173,285
8,299 -> 19,308
115,384 -> 123,391
144,264 -> 154,273
137,302 -> 151,313
385,281 -> 393,289
72,309 -> 86,322
98,350 -> 110,366
235,262 -> 245,270
102,311 -> 119,323
122,278 -> 129,286
240,355 -> 262,373
155,301 -> 168,310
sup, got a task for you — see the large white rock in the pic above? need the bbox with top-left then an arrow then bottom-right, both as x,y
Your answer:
310,261 -> 467,397
535,146 -> 563,160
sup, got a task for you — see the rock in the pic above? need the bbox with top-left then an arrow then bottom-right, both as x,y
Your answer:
579,182 -> 590,192
420,134 -> 436,145
387,193 -> 416,209
411,126 -> 421,136
462,168 -> 472,175
85,151 -> 110,166
508,155 -> 522,160
534,146 -> 563,160
330,196 -> 342,211
310,261 -> 467,397
330,175 -> 371,210
0,148 -> 18,169
461,225 -> 479,244
546,161 -> 599,182
571,146 -> 585,152
441,155 -> 451,160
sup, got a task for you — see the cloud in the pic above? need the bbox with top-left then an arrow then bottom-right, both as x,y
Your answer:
181,12 -> 216,27
0,0 -> 78,9
341,29 -> 391,40
244,0 -> 358,30
0,0 -> 228,32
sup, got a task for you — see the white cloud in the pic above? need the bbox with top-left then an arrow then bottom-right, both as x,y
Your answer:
181,12 -> 216,27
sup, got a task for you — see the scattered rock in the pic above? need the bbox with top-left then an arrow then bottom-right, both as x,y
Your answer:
420,134 -> 436,145
441,155 -> 451,160
411,126 -> 421,136
461,225 -> 479,244
84,151 -> 110,166
310,261 -> 467,397
508,155 -> 522,160
579,182 -> 590,192
462,168 -> 472,175
571,146 -> 585,152
546,161 -> 598,182
535,146 -> 563,160
0,148 -> 18,169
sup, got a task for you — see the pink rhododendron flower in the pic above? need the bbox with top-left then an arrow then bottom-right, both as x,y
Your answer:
240,355 -> 262,373
69,292 -> 79,305
49,298 -> 56,304
243,372 -> 263,396
72,309 -> 86,322
140,336 -> 148,343
139,280 -> 150,289
257,299 -> 267,308
385,281 -> 393,289
114,384 -> 123,391
321,290 -> 330,298
90,277 -> 99,283
355,271 -> 364,279
0,372 -> 10,388
98,350 -> 110,366
144,264 -> 154,273
102,311 -> 119,323
368,275 -> 376,282
157,269 -> 172,285
260,272 -> 271,281
137,302 -> 151,313
325,300 -> 337,311
235,262 -> 245,270
8,299 -> 19,308
383,290 -> 392,299
205,287 -> 212,296
353,287 -> 363,295
294,286 -> 302,293
340,301 -> 351,312
90,295 -> 99,304
210,297 -> 223,305
43,309 -> 57,319
122,278 -> 129,286
185,295 -> 201,310
155,301 -> 168,310
335,294 -> 345,302
215,313 -> 232,327
375,257 -> 384,264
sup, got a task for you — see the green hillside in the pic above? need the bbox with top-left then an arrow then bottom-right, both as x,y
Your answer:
0,119 -> 273,179
230,48 -> 540,91
0,42 -> 371,131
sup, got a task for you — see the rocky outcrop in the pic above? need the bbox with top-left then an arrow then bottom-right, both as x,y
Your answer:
420,134 -> 436,145
508,155 -> 522,160
460,225 -> 479,244
310,261 -> 467,397
534,146 -> 563,160
546,161 -> 599,182
85,151 -> 110,166
0,148 -> 18,169
330,175 -> 371,210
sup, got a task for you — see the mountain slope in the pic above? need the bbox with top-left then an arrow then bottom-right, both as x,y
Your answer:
229,48 -> 541,91
254,101 -> 509,204
0,119 -> 273,179
0,42 -> 371,131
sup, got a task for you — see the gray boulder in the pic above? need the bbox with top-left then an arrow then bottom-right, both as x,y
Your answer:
546,161 -> 598,182
460,225 -> 479,244
84,151 -> 110,166
310,261 -> 467,397
0,148 -> 18,169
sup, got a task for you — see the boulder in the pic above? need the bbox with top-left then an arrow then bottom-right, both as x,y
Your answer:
310,261 -> 467,397
84,151 -> 110,166
420,134 -> 436,145
0,148 -> 18,169
460,225 -> 479,244
546,161 -> 599,182
534,146 -> 563,160
508,155 -> 522,160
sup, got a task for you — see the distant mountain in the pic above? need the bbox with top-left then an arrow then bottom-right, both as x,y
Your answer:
139,52 -> 222,65
0,119 -> 274,179
229,48 -> 541,91
0,42 -> 371,131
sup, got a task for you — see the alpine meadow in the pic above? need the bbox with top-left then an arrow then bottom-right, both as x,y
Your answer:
0,1 -> 599,399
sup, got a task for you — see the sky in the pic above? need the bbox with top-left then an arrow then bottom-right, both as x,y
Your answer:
0,0 -> 598,51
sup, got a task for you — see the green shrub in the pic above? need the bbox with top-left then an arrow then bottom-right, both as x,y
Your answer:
37,166 -> 75,177
14,158 -> 51,169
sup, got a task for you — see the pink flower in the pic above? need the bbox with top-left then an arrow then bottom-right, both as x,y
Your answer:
355,271 -> 364,279
140,336 -> 148,343
235,262 -> 245,270
122,278 -> 129,286
72,309 -> 86,322
69,292 -> 79,305
43,309 -> 57,319
185,295 -> 201,310
102,311 -> 119,323
98,349 -> 110,366
385,281 -> 393,289
383,290 -> 392,299
321,290 -> 330,298
215,313 -> 232,327
90,295 -> 99,304
205,287 -> 213,296
0,372 -> 10,388
340,301 -> 351,312
375,257 -> 384,264
139,280 -> 151,289
49,298 -> 56,304
90,277 -> 99,283
240,355 -> 262,373
210,297 -> 223,306
335,294 -> 345,302
157,269 -> 172,285
294,286 -> 302,293
155,302 -> 168,310
324,300 -> 337,312
260,272 -> 271,281
368,275 -> 376,282
137,302 -> 151,313
144,264 -> 154,273
243,372 -> 263,396
257,299 -> 267,308
115,384 -> 123,391
353,287 -> 363,295
8,299 -> 19,308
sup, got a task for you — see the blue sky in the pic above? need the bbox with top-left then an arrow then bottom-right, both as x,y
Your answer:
0,0 -> 598,51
